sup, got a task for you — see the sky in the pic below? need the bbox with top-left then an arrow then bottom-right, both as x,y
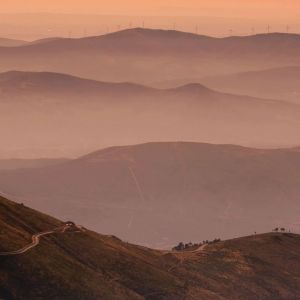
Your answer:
1,0 -> 299,19
0,0 -> 299,39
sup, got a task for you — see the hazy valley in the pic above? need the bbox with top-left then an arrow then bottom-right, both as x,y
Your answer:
1,142 -> 300,248
1,70 -> 300,158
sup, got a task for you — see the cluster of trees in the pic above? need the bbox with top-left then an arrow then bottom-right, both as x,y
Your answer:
172,238 -> 221,251
172,227 -> 291,252
172,242 -> 196,251
272,227 -> 288,232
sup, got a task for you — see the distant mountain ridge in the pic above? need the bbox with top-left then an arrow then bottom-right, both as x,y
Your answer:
0,70 -> 218,99
2,28 -> 300,51
0,70 -> 291,101
0,28 -> 299,83
201,66 -> 300,103
1,70 -> 300,158
0,71 -> 156,97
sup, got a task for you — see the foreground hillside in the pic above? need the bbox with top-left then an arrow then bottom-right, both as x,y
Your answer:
1,142 -> 300,247
1,195 -> 300,300
0,195 -> 183,300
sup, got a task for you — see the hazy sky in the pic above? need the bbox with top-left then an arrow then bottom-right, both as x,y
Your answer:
0,1 -> 299,40
1,0 -> 299,19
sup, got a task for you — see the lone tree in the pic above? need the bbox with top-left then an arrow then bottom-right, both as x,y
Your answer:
273,227 -> 279,232
280,227 -> 285,232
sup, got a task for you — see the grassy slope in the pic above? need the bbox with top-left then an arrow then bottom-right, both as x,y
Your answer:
1,195 -> 300,300
0,196 -> 184,300
175,233 -> 300,300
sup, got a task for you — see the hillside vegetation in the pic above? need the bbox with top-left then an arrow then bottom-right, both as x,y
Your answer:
1,196 -> 300,299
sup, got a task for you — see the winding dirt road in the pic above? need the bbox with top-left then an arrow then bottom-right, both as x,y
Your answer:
0,224 -> 85,256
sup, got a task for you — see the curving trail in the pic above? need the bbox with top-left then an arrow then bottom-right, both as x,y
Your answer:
144,244 -> 209,299
164,244 -> 209,272
0,224 -> 85,256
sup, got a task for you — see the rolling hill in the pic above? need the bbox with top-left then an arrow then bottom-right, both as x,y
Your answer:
1,71 -> 300,158
0,28 -> 300,83
0,38 -> 27,47
0,70 -> 156,99
1,142 -> 300,248
201,66 -> 300,104
1,195 -> 300,299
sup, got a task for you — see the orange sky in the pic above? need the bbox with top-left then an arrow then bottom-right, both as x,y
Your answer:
1,0 -> 299,39
1,0 -> 299,19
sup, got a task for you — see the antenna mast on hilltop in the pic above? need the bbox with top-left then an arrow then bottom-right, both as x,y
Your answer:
267,24 -> 270,33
